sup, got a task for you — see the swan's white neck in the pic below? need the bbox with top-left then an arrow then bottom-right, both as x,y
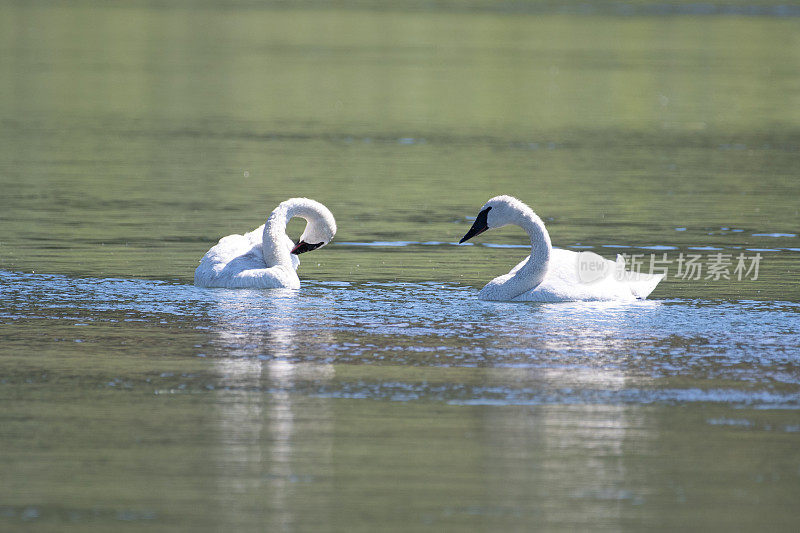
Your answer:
260,200 -> 310,268
261,197 -> 335,270
261,203 -> 294,269
485,204 -> 552,300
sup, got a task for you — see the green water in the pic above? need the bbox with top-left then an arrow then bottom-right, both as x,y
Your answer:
2,2 -> 800,531
2,3 -> 799,295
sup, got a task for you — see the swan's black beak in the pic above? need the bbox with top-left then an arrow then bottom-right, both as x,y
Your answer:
291,240 -> 324,255
459,206 -> 492,244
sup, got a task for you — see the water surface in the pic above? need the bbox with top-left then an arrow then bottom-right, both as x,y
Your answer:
1,2 -> 800,531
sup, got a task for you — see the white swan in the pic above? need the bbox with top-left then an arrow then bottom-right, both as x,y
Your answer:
194,198 -> 336,289
459,195 -> 663,302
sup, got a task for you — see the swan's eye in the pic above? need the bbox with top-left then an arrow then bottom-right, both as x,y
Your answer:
291,240 -> 325,255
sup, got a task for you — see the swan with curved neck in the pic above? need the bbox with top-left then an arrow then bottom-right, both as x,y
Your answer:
459,195 -> 662,302
194,198 -> 336,289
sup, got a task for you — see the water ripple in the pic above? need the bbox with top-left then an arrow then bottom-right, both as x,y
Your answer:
2,270 -> 799,408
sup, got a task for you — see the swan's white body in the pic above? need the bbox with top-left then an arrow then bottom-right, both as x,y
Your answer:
461,196 -> 663,302
194,198 -> 336,289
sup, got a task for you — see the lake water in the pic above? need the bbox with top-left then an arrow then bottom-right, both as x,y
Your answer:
1,2 -> 799,531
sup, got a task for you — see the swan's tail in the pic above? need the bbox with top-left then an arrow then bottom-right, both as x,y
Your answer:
628,273 -> 664,299
614,255 -> 664,299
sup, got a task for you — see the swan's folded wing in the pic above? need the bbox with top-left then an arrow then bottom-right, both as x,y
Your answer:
511,249 -> 651,301
214,265 -> 299,289
243,224 -> 265,245
200,234 -> 256,268
195,235 -> 264,287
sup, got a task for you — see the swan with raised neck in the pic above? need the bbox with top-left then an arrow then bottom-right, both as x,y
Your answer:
459,195 -> 662,301
194,197 -> 336,289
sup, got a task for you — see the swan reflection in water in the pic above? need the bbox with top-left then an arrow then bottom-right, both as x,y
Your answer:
209,289 -> 335,531
203,286 -> 658,527
473,300 -> 658,525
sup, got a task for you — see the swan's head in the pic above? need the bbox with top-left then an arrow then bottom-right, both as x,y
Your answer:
459,195 -> 525,243
286,198 -> 337,255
